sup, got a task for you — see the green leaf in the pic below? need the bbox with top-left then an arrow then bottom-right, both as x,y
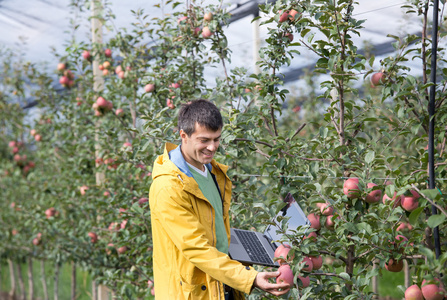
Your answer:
365,151 -> 375,164
339,272 -> 351,280
409,207 -> 424,225
427,214 -> 446,228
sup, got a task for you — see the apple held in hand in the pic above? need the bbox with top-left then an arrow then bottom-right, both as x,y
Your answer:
276,264 -> 294,285
405,284 -> 423,300
343,177 -> 360,199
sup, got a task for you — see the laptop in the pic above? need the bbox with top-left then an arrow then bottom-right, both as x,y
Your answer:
228,193 -> 310,267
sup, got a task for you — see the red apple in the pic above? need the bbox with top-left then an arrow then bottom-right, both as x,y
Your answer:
82,50 -> 91,60
303,231 -> 317,241
104,48 -> 112,57
115,108 -> 124,116
203,12 -> 213,22
96,96 -> 108,108
401,191 -> 420,212
57,63 -> 66,71
88,232 -> 98,243
117,246 -> 128,254
288,9 -> 300,21
138,197 -> 149,206
30,129 -> 37,136
365,182 -> 382,203
284,32 -> 294,42
383,191 -> 402,208
117,71 -> 125,79
309,255 -> 323,270
276,264 -> 294,285
123,142 -> 132,148
12,229 -> 18,236
177,16 -> 187,24
301,257 -> 313,272
370,72 -> 386,87
170,82 -> 181,89
32,237 -> 41,246
297,275 -> 310,288
397,222 -> 413,232
59,76 -> 69,85
279,11 -> 289,23
422,279 -> 446,300
385,258 -> 403,272
34,134 -> 42,142
405,284 -> 423,300
319,203 -> 333,216
144,83 -> 155,93
167,98 -> 175,109
308,213 -> 321,230
343,177 -> 360,198
325,215 -> 335,230
79,185 -> 89,195
45,207 -> 57,219
120,219 -> 128,230
274,244 -> 293,265
202,26 -> 213,38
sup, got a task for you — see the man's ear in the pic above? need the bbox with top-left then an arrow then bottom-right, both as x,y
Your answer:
179,129 -> 187,141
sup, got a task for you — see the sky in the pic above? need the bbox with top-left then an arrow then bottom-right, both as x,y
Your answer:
0,0 -> 439,87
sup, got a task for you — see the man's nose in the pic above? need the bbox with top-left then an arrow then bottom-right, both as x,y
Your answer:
207,141 -> 219,151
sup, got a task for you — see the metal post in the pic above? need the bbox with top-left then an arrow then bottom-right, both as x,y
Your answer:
428,0 -> 441,259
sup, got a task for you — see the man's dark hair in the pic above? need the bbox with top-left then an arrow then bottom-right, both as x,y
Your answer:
178,99 -> 223,136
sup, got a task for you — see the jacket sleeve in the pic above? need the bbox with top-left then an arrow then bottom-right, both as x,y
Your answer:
150,181 -> 258,294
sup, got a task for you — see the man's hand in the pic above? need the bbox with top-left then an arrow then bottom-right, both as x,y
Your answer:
253,271 -> 291,296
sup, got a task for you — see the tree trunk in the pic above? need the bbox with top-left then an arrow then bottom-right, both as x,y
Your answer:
16,260 -> 26,300
372,259 -> 378,299
92,280 -> 97,300
404,259 -> 410,288
8,259 -> 16,298
71,261 -> 76,300
40,260 -> 49,300
345,244 -> 355,292
54,262 -> 60,300
27,258 -> 34,300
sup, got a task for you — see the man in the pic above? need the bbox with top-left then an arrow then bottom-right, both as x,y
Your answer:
149,99 -> 291,299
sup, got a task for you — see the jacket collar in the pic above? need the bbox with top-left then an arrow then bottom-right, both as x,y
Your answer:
168,143 -> 213,178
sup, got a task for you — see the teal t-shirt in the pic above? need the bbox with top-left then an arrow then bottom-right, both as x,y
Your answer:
188,165 -> 229,254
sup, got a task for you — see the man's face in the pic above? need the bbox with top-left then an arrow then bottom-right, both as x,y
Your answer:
180,123 -> 221,171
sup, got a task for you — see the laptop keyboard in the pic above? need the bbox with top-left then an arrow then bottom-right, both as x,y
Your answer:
235,230 -> 273,265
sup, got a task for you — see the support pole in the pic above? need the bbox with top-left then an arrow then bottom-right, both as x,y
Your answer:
252,11 -> 261,75
91,1 -> 108,299
428,0 -> 441,259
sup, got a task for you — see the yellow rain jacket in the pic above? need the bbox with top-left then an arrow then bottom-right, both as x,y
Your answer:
149,143 -> 258,299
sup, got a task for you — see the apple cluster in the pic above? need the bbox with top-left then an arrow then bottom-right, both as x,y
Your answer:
343,177 -> 421,212
177,11 -> 215,40
92,96 -> 113,117
273,243 -> 322,289
57,63 -> 75,88
8,140 -> 36,176
405,279 -> 446,300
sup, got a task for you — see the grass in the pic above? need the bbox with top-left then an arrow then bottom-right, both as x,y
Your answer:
1,260 -> 92,300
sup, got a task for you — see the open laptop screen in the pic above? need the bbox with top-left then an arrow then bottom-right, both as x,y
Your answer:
264,194 -> 310,243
